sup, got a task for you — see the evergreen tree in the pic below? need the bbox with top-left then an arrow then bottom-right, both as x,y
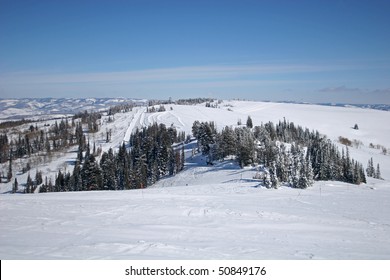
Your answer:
246,116 -> 253,129
366,158 -> 375,177
375,163 -> 382,180
82,154 -> 102,190
221,126 -> 236,158
7,155 -> 12,182
12,178 -> 18,193
263,171 -> 272,188
71,160 -> 83,191
168,148 -> 176,176
297,162 -> 310,189
35,170 -> 43,185
235,127 -> 255,167
25,173 -> 33,193
198,122 -> 216,155
180,145 -> 185,171
306,155 -> 314,186
100,148 -> 117,190
269,162 -> 279,189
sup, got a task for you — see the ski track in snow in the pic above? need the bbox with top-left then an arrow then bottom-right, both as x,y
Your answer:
1,100 -> 390,259
123,107 -> 146,144
1,175 -> 389,259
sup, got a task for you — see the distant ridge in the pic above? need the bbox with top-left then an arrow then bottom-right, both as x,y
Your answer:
0,98 -> 147,121
274,100 -> 390,111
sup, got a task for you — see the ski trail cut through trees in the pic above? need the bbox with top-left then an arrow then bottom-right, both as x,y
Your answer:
123,107 -> 146,144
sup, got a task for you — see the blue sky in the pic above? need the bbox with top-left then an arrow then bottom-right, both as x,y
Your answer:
0,0 -> 389,103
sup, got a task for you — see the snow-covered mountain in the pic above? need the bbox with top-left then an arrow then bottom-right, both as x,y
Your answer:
0,99 -> 389,259
0,97 -> 147,121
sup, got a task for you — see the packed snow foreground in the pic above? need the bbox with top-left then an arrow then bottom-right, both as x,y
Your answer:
0,100 -> 389,259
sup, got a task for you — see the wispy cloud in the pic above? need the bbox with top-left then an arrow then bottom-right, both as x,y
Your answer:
372,88 -> 390,95
319,85 -> 390,96
0,63 -> 343,85
319,85 -> 362,93
316,85 -> 390,104
2,62 -> 389,103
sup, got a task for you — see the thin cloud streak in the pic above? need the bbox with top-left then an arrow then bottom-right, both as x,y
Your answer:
0,63 -> 347,85
319,85 -> 362,93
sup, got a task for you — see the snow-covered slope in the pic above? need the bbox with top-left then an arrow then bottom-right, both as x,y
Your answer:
0,100 -> 389,259
1,164 -> 389,259
0,98 -> 146,121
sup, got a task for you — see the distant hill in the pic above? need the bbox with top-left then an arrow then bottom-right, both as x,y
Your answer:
0,98 -> 147,121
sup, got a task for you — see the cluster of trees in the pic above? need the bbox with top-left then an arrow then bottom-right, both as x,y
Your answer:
0,119 -> 70,163
38,123 -> 185,193
0,119 -> 34,130
205,102 -> 219,108
366,157 -> 382,179
107,103 -> 134,116
0,117 -> 91,164
146,105 -> 166,113
1,108 -> 108,183
307,138 -> 366,185
176,98 -> 215,105
147,99 -> 171,106
73,110 -> 102,133
192,118 -> 367,188
0,119 -> 87,182
25,170 -> 43,193
0,134 -> 9,163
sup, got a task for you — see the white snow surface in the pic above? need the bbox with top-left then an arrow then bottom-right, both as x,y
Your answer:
1,100 -> 390,259
1,171 -> 389,260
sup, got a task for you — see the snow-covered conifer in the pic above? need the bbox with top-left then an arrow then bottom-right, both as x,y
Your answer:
375,163 -> 382,180
269,162 -> 279,189
246,116 -> 253,129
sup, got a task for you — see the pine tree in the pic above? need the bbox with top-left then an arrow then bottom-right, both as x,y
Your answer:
12,178 -> 18,193
263,171 -> 272,188
306,155 -> 314,186
168,148 -> 176,176
175,149 -> 181,174
7,155 -> 12,182
297,170 -> 309,189
269,162 -> 279,189
360,164 -> 367,183
366,157 -> 375,177
100,148 -> 117,190
198,122 -> 216,155
35,170 -> 43,185
180,145 -> 185,171
26,173 -> 33,193
221,126 -> 236,158
82,154 -> 102,190
375,163 -> 382,180
71,160 -> 82,191
235,127 -> 255,167
246,116 -> 253,129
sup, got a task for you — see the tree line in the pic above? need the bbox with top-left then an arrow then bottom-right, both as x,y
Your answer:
38,123 -> 185,193
192,117 -> 367,188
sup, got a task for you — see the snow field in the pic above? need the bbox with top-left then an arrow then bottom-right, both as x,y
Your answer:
1,170 -> 389,259
1,100 -> 390,259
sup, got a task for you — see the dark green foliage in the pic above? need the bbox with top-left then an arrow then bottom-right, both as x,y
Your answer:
100,148 -> 117,190
176,98 -> 214,105
192,121 -> 217,155
81,154 -> 102,191
7,155 -> 12,182
246,116 -> 253,129
12,178 -> 18,193
367,158 -> 383,180
40,122 -> 185,193
192,118 -> 366,187
0,117 -> 87,164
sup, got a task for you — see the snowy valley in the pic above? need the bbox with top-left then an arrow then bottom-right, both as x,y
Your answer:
0,99 -> 389,259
